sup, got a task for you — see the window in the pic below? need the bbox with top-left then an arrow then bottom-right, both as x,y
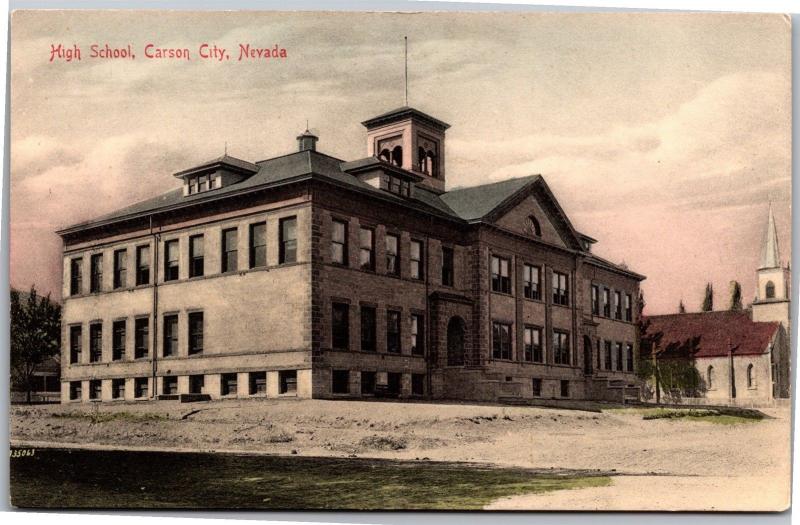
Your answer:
331,220 -> 348,266
188,312 -> 203,355
553,331 -> 570,365
279,370 -> 297,394
707,366 -> 714,389
385,233 -> 399,276
134,377 -> 148,398
112,378 -> 125,399
626,343 -> 634,372
164,240 -> 179,281
360,306 -> 376,352
70,381 -> 82,401
113,249 -> 127,289
410,314 -> 425,356
616,342 -> 623,371
89,379 -> 101,400
89,323 -> 102,362
190,375 -> 205,394
527,215 -> 542,237
163,314 -> 178,357
359,227 -> 374,271
221,228 -> 238,273
221,374 -> 237,396
442,247 -> 454,286
361,371 -> 376,395
90,254 -> 103,293
70,258 -> 83,295
604,340 -> 612,370
332,370 -> 350,394
524,326 -> 543,363
492,322 -> 512,360
523,264 -> 540,300
614,291 -> 622,320
387,372 -> 402,395
560,380 -> 570,398
112,320 -> 125,361
187,173 -> 217,194
136,245 -> 150,285
591,285 -> 600,315
747,364 -> 756,388
491,256 -> 511,294
552,272 -> 569,306
412,374 -> 425,396
766,281 -> 775,299
189,235 -> 204,277
69,326 -> 82,364
134,318 -> 149,359
410,240 -> 424,280
249,222 -> 267,269
249,372 -> 266,395
532,378 -> 542,397
625,293 -> 633,322
332,302 -> 350,350
279,216 -> 297,264
602,288 -> 611,317
387,310 -> 401,354
163,376 -> 178,395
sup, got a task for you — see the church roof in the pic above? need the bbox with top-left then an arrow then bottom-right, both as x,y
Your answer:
642,310 -> 780,359
760,203 -> 781,269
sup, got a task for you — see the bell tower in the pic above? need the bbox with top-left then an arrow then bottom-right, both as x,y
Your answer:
752,203 -> 791,327
361,107 -> 450,194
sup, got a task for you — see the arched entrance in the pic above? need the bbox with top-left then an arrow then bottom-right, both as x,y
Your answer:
583,336 -> 593,375
447,316 -> 467,366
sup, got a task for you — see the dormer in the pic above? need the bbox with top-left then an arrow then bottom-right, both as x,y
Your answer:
361,106 -> 450,194
174,154 -> 259,196
341,157 -> 423,199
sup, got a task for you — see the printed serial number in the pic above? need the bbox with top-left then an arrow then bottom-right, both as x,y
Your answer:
10,449 -> 35,458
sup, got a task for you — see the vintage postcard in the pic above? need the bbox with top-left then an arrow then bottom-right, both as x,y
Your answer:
8,9 -> 792,511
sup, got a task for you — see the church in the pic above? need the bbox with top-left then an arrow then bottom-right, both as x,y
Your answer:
56,106 -> 644,404
642,206 -> 791,404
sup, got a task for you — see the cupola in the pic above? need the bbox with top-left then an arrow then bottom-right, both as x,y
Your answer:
361,106 -> 450,194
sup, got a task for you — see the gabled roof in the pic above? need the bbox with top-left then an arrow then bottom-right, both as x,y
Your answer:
361,106 -> 451,131
642,311 -> 780,359
173,154 -> 259,178
442,176 -> 540,222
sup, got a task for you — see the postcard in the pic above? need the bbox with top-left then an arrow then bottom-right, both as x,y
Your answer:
8,9 -> 792,511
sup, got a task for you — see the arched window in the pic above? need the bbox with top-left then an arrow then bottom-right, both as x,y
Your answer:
418,146 -> 428,173
747,364 -> 755,388
391,146 -> 403,167
707,366 -> 714,389
526,215 -> 542,237
379,148 -> 391,163
426,150 -> 437,177
765,281 -> 776,299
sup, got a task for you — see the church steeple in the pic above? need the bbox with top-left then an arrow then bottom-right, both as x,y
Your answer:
760,203 -> 781,269
752,202 -> 790,327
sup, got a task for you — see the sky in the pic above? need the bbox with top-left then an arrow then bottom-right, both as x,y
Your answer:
9,11 -> 791,314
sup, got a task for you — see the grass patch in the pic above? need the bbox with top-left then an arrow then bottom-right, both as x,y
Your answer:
359,435 -> 407,450
633,408 -> 763,425
10,448 -> 610,510
51,411 -> 168,424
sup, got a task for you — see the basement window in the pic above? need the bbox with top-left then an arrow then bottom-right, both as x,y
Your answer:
190,375 -> 205,394
163,376 -> 178,395
279,370 -> 297,395
361,371 -> 376,395
70,381 -> 82,401
221,373 -> 238,396
560,380 -> 570,398
532,378 -> 542,397
134,378 -> 148,398
89,380 -> 101,400
411,374 -> 425,396
332,370 -> 350,394
112,378 -> 125,399
249,372 -> 267,395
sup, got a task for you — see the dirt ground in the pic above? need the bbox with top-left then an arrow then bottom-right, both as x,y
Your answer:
9,399 -> 792,511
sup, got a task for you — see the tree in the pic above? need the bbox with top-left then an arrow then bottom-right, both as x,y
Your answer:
729,280 -> 743,311
701,283 -> 713,312
678,300 -> 686,314
11,286 -> 61,403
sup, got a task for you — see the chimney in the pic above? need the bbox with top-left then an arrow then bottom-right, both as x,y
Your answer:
297,129 -> 318,152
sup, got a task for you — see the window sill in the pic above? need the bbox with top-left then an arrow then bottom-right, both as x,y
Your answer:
523,296 -> 543,303
491,290 -> 514,298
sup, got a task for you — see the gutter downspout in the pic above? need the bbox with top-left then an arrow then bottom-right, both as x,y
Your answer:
150,215 -> 160,398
